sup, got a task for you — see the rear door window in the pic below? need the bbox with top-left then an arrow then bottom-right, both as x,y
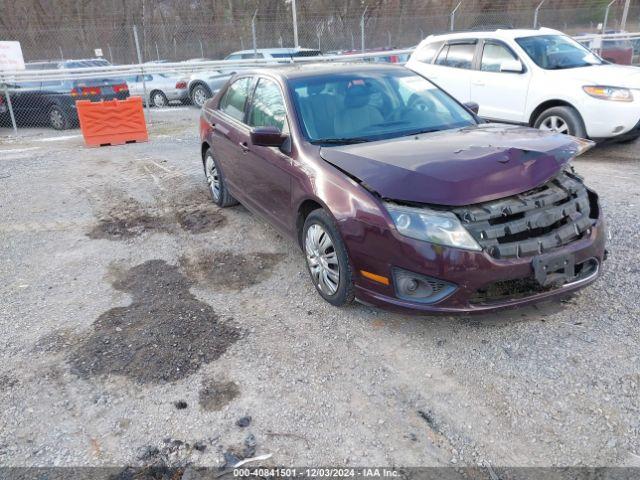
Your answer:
219,77 -> 253,122
439,43 -> 476,69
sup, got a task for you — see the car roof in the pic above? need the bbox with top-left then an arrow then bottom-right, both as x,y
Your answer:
421,27 -> 564,43
236,62 -> 408,80
228,47 -> 320,55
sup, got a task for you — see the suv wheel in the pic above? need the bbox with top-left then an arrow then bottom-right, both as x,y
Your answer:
203,148 -> 237,207
303,209 -> 355,307
534,106 -> 586,138
191,84 -> 211,108
48,105 -> 69,130
150,90 -> 168,108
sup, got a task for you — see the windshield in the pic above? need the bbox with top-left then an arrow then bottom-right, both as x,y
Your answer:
289,70 -> 476,144
516,35 -> 602,69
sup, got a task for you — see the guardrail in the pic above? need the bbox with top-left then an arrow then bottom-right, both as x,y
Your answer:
0,48 -> 415,83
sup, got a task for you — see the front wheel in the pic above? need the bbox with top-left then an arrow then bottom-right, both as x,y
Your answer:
150,90 -> 168,108
191,84 -> 211,108
48,105 -> 69,130
303,209 -> 355,307
534,106 -> 586,138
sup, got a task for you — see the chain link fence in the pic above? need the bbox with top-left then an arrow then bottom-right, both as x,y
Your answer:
1,0 -> 639,135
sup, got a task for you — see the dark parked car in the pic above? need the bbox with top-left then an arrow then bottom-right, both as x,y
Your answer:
199,64 -> 606,314
0,59 -> 129,130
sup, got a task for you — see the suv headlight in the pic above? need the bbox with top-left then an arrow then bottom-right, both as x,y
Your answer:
583,86 -> 633,102
384,202 -> 481,251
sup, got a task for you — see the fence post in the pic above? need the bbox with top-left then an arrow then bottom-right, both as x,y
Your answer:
533,0 -> 546,28
603,0 -> 618,34
108,44 -> 113,63
450,1 -> 462,31
58,46 -> 64,60
155,43 -> 160,61
252,9 -> 258,56
620,0 -> 631,30
292,0 -> 299,48
2,82 -> 18,135
133,25 -> 150,119
199,39 -> 204,58
361,6 -> 368,53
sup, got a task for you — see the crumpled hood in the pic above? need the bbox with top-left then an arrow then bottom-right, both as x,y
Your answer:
320,124 -> 592,206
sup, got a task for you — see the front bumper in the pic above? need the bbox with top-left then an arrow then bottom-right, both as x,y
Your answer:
349,215 -> 606,315
580,95 -> 639,139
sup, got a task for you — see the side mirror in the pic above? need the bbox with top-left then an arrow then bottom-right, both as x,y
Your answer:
463,101 -> 480,115
500,59 -> 524,73
250,125 -> 287,147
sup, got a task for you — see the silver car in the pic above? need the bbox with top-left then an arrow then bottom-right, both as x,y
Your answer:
125,73 -> 190,107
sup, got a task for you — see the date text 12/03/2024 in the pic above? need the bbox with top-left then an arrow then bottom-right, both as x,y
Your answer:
233,468 -> 401,478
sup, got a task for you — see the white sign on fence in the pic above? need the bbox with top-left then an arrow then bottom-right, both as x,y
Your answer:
0,41 -> 25,71
94,48 -> 103,57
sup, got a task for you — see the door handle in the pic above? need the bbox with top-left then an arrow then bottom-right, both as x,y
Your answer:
472,81 -> 485,86
239,141 -> 250,153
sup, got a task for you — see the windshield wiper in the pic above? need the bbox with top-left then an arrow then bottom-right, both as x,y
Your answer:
403,127 -> 442,136
312,137 -> 369,145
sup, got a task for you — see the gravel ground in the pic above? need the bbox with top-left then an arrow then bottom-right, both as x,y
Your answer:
1,107 -> 639,470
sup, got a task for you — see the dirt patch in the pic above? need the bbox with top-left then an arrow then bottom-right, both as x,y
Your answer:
175,207 -> 225,234
68,260 -> 240,384
87,194 -> 226,240
180,250 -> 281,291
198,379 -> 240,411
0,373 -> 18,390
33,328 -> 80,353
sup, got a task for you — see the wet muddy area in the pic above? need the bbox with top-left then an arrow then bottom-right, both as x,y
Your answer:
68,260 -> 240,384
198,378 -> 240,411
87,193 -> 226,240
180,250 -> 282,291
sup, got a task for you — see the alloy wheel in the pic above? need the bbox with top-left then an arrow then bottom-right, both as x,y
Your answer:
539,115 -> 569,134
49,108 -> 64,129
305,224 -> 340,296
193,87 -> 207,107
153,92 -> 166,107
205,155 -> 221,201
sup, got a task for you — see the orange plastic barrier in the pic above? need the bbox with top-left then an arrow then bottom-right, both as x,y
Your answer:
76,97 -> 148,147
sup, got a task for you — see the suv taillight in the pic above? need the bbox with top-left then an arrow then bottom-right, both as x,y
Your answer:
175,81 -> 187,89
71,86 -> 102,96
113,84 -> 128,93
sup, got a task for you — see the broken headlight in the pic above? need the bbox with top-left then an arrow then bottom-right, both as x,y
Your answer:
384,202 -> 481,251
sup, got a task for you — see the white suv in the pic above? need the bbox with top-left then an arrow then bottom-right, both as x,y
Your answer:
407,28 -> 640,142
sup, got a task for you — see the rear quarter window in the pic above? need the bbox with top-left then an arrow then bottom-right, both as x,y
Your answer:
414,41 -> 443,63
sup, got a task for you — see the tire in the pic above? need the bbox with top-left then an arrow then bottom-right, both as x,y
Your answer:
191,84 -> 212,108
150,90 -> 168,108
203,148 -> 238,207
302,209 -> 355,307
534,106 -> 586,138
48,105 -> 69,130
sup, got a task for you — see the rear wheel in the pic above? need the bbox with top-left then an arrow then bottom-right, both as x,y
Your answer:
191,84 -> 211,108
534,106 -> 586,138
303,209 -> 354,307
48,105 -> 69,130
150,90 -> 168,108
203,148 -> 237,207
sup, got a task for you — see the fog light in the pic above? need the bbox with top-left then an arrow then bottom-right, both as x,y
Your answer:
393,268 -> 457,304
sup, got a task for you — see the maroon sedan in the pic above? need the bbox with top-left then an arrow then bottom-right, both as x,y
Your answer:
199,64 -> 606,314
